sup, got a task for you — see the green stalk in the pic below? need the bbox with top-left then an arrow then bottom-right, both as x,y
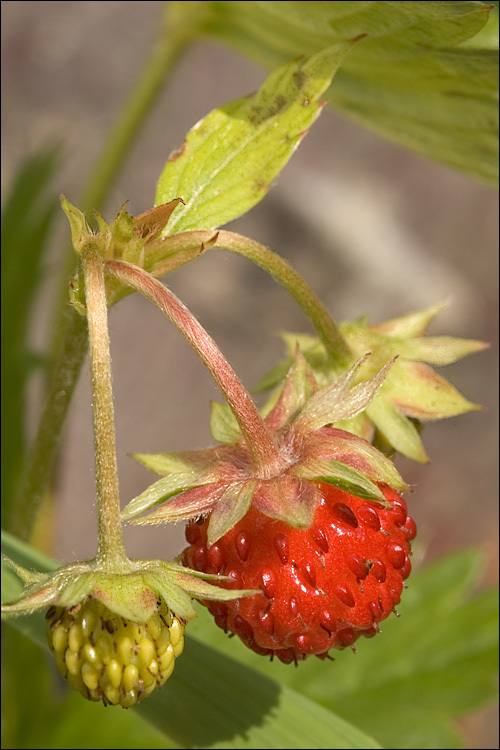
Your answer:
106,259 -> 286,478
147,229 -> 353,371
83,250 -> 128,569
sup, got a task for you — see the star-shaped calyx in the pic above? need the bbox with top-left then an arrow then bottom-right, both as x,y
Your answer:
123,352 -> 408,546
255,304 -> 487,463
1,553 -> 256,623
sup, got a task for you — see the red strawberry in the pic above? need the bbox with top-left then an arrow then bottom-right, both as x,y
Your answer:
183,483 -> 416,663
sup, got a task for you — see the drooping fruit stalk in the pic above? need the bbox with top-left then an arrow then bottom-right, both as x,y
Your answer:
106,258 -> 288,479
145,228 -> 352,373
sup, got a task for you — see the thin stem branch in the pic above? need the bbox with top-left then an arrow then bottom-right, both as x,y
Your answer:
147,229 -> 353,371
84,250 -> 127,568
107,259 -> 285,478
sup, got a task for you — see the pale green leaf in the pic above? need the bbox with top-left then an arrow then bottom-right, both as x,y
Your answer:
188,0 -> 499,184
1,531 -> 381,750
188,548 -> 499,750
155,44 -> 351,231
1,146 -> 61,525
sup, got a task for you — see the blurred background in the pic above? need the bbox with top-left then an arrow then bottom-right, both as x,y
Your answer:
2,2 -> 498,747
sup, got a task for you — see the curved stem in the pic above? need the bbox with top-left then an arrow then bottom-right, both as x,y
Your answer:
106,259 -> 285,478
147,229 -> 353,371
84,250 -> 127,569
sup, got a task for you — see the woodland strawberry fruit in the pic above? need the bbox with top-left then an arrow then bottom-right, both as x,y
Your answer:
183,483 -> 416,664
46,597 -> 185,707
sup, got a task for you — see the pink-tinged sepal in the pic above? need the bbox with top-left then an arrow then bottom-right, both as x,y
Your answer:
305,427 -> 408,492
252,474 -> 320,529
129,482 -> 228,526
127,354 -> 405,536
2,555 -> 257,624
386,360 -> 482,420
206,480 -> 259,545
293,356 -> 395,433
263,347 -> 318,431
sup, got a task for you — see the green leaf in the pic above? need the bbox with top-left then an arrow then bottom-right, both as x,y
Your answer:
187,0 -> 499,184
188,548 -> 499,750
138,638 -> 382,749
1,146 -> 61,525
1,531 -> 382,749
155,44 -> 351,231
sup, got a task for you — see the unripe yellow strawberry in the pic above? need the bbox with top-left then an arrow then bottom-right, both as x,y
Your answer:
46,597 -> 184,707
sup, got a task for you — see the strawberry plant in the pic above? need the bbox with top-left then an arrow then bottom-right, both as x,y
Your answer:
2,2 -> 498,749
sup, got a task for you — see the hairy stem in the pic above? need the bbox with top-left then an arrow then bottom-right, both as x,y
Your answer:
84,250 -> 127,568
107,259 -> 285,477
147,229 -> 352,371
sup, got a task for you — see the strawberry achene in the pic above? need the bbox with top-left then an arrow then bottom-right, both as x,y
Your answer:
183,483 -> 416,663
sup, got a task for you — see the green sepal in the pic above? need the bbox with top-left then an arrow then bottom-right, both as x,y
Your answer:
60,197 -> 93,256
252,475 -> 321,529
142,571 -> 197,621
157,562 -> 259,605
132,444 -> 242,476
73,573 -> 161,621
294,355 -> 394,432
367,302 -> 447,338
2,556 -> 47,585
386,360 -> 482,420
296,459 -> 391,506
2,554 -> 257,625
206,480 -> 258,545
122,472 -> 217,521
366,394 -> 429,463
